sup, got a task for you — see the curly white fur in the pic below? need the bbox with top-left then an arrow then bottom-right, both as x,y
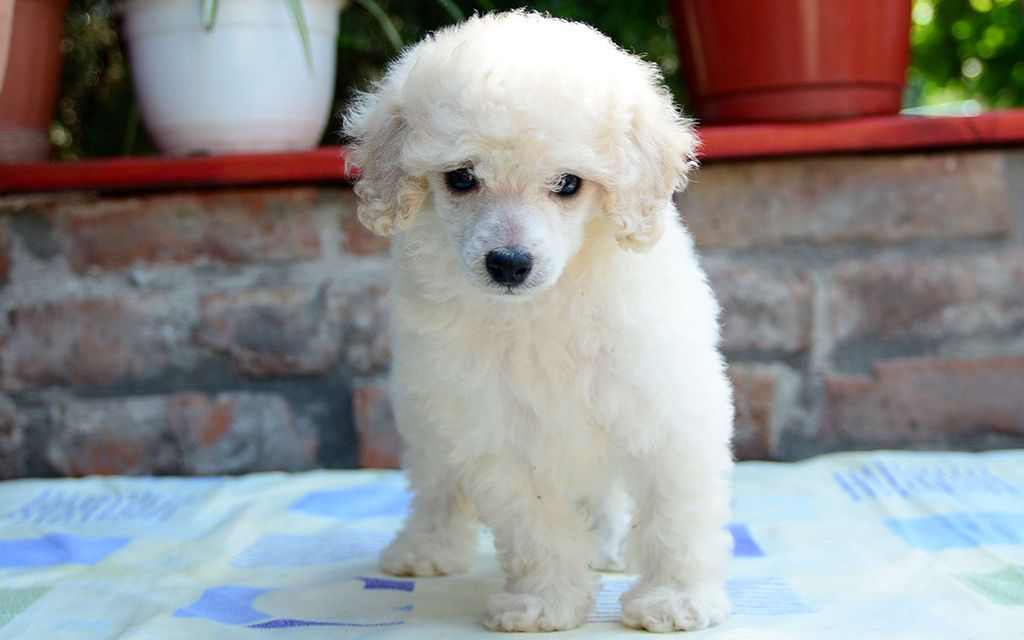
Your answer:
343,11 -> 734,633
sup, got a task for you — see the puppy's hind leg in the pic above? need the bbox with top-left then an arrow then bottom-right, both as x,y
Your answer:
380,399 -> 479,576
582,484 -> 630,572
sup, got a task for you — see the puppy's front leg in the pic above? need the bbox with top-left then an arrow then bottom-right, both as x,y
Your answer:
380,416 -> 479,576
619,441 -> 733,632
464,457 -> 597,632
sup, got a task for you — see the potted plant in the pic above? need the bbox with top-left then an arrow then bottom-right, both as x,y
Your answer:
0,0 -> 69,163
670,0 -> 912,123
121,0 -> 347,156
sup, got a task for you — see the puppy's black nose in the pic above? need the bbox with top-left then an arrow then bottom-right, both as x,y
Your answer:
485,248 -> 532,286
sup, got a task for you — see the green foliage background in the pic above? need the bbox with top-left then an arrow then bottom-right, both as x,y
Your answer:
52,0 -> 1024,159
908,0 -> 1024,109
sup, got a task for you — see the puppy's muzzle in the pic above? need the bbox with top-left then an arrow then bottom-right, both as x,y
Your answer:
485,248 -> 532,287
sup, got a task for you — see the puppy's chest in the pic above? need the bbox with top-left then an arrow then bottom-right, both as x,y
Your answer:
407,294 -> 634,475
466,308 -> 625,425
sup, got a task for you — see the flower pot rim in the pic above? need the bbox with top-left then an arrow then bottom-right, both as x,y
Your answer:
120,0 -> 346,6
116,0 -> 349,17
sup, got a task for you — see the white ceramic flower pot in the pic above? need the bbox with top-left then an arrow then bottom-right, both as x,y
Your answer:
122,0 -> 346,156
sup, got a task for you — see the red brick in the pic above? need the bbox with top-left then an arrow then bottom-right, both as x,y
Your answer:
46,395 -> 181,475
0,220 -> 11,285
352,382 -> 402,469
0,193 -> 93,215
729,363 -> 798,460
820,357 -> 1024,449
337,188 -> 390,255
54,187 -> 321,272
0,396 -> 24,478
705,260 -> 814,354
195,285 -> 341,378
195,283 -> 391,379
829,251 -> 1024,344
0,295 -> 183,392
682,152 -> 1010,248
333,284 -> 391,375
169,393 -> 318,473
729,366 -> 774,459
46,392 -> 318,476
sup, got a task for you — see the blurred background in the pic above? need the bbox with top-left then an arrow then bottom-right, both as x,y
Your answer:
47,0 -> 1024,159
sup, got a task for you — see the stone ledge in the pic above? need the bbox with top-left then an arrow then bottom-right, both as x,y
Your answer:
683,151 -> 1011,249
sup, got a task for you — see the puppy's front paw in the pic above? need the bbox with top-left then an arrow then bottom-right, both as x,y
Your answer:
620,583 -> 730,632
484,591 -> 592,632
379,533 -> 473,577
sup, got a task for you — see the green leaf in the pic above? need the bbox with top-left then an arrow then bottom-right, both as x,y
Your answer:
121,99 -> 140,156
283,0 -> 315,74
353,0 -> 404,52
200,0 -> 219,31
434,0 -> 465,22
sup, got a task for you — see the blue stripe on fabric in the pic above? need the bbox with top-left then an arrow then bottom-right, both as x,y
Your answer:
0,534 -> 130,568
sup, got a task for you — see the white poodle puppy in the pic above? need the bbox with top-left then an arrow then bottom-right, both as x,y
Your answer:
343,11 -> 734,633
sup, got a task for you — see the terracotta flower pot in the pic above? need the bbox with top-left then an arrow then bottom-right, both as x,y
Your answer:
671,0 -> 912,123
0,0 -> 68,162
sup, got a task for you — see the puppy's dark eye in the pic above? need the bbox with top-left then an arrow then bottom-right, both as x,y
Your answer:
553,174 -> 582,197
445,168 -> 478,193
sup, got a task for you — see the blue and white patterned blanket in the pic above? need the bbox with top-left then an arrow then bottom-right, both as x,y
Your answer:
1,450 -> 1022,639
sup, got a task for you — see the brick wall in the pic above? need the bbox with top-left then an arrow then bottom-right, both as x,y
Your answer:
1,148 -> 1022,477
0,188 -> 389,477
687,150 -> 1024,459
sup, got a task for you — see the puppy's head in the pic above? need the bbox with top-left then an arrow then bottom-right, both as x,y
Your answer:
343,11 -> 697,296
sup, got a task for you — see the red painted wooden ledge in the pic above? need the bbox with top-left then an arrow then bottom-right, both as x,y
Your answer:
0,146 -> 355,194
698,109 -> 1024,160
3,111 -> 1024,194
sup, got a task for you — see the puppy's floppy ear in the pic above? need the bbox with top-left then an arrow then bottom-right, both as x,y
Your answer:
603,87 -> 699,252
343,86 -> 428,237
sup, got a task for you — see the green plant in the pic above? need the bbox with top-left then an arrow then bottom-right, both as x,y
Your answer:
351,0 -> 465,52
53,0 -> 1024,160
330,0 -> 684,138
200,0 -> 314,72
907,0 -> 1024,109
